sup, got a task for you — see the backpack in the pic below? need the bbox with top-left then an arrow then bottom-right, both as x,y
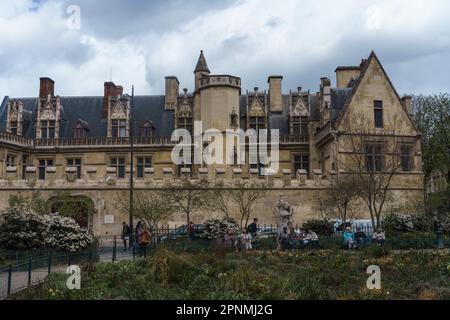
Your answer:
140,230 -> 151,245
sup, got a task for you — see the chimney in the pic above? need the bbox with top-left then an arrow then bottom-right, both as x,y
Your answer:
335,66 -> 361,88
268,75 -> 283,112
401,95 -> 413,115
165,76 -> 179,111
39,77 -> 55,99
103,82 -> 123,118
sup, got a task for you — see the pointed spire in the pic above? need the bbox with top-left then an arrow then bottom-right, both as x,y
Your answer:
194,50 -> 210,73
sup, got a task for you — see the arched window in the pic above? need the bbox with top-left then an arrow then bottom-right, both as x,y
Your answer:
140,120 -> 155,137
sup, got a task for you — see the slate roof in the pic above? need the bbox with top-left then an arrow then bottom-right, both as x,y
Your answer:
0,91 -> 351,139
330,88 -> 352,121
194,50 -> 211,73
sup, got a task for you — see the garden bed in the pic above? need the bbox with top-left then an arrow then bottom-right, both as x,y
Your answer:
13,248 -> 450,300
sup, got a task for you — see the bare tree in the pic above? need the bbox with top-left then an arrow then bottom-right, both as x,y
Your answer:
207,181 -> 234,219
229,180 -> 268,229
164,179 -> 209,226
115,190 -> 175,231
338,113 -> 407,228
316,175 -> 361,224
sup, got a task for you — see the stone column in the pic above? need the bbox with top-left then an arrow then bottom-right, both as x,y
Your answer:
282,169 -> 292,187
297,169 -> 307,186
198,167 -> 209,182
180,168 -> 191,180
313,169 -> 322,185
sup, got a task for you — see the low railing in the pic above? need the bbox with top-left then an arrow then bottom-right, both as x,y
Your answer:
0,132 -> 310,148
0,132 -> 33,147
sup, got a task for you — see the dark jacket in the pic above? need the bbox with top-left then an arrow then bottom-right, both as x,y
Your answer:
248,222 -> 257,234
121,224 -> 131,238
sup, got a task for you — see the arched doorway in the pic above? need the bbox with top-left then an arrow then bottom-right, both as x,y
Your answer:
47,193 -> 96,231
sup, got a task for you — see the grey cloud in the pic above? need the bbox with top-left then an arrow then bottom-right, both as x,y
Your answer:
59,0 -> 239,40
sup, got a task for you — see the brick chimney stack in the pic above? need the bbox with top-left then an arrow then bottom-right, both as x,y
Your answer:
103,82 -> 123,117
39,77 -> 55,99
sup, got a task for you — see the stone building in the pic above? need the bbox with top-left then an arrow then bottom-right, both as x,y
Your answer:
0,51 -> 424,235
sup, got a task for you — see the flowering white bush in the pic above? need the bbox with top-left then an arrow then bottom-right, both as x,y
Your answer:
202,218 -> 240,240
43,214 -> 95,252
0,208 -> 94,252
383,213 -> 415,232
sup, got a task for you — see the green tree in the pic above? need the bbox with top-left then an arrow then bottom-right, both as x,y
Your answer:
412,93 -> 450,188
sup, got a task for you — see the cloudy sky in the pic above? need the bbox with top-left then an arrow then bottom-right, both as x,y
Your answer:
0,0 -> 449,98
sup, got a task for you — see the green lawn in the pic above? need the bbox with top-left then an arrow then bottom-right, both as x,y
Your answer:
13,247 -> 450,300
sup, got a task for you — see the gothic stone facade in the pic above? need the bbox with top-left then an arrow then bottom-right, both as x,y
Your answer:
0,51 -> 424,235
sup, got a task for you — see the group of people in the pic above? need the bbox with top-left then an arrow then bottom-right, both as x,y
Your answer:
223,218 -> 259,252
121,218 -> 388,255
278,226 -> 319,251
121,221 -> 152,258
343,227 -> 386,250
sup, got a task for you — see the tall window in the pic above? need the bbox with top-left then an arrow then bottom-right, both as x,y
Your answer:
22,155 -> 29,179
294,155 -> 309,175
292,117 -> 308,136
112,120 -> 127,138
178,117 -> 193,135
10,121 -> 18,135
41,120 -> 56,139
365,145 -> 384,172
6,155 -> 16,167
249,117 -> 265,131
374,100 -> 384,128
400,145 -> 413,172
67,158 -> 82,179
110,157 -> 125,179
38,159 -> 54,180
137,157 -> 152,178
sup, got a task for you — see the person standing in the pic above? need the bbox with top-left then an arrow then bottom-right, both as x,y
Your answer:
242,228 -> 253,251
121,222 -> 131,253
138,224 -> 152,258
248,218 -> 258,238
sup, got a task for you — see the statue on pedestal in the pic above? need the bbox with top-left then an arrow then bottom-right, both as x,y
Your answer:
276,195 -> 294,235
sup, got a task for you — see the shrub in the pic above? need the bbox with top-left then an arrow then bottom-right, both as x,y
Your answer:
43,214 -> 94,252
383,213 -> 414,232
302,220 -> 334,236
434,213 -> 450,234
0,208 -> 94,252
202,218 -> 240,240
384,212 -> 437,233
0,207 -> 48,249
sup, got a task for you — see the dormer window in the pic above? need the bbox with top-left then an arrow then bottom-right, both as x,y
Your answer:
112,119 -> 127,138
41,120 -> 56,139
292,116 -> 308,136
73,120 -> 89,139
10,121 -> 18,135
140,120 -> 155,137
249,116 -> 266,131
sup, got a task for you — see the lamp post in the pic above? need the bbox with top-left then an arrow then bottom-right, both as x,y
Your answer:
129,86 -> 135,244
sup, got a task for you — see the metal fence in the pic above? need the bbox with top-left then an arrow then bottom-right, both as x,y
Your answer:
1,228 -> 449,300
